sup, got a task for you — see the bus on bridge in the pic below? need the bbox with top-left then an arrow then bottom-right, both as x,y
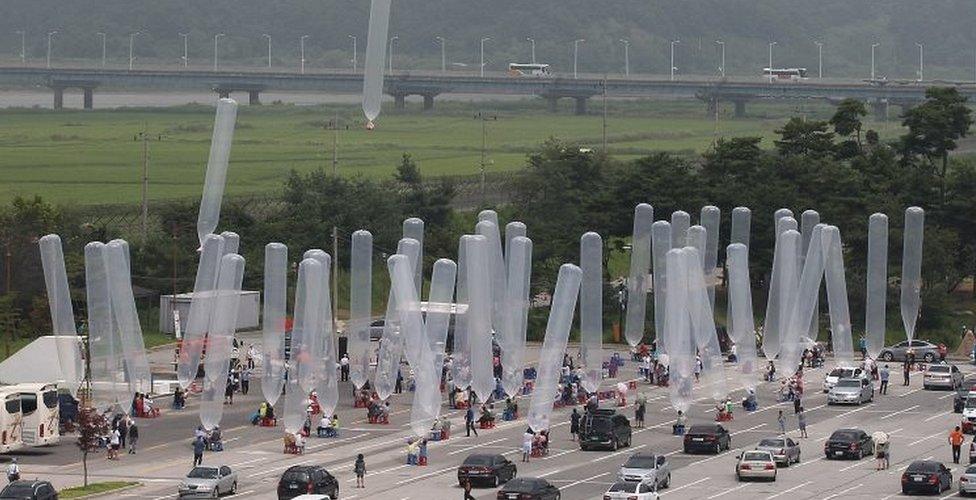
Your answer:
763,67 -> 809,82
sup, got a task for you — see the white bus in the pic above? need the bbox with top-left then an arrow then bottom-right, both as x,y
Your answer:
13,383 -> 59,446
763,67 -> 808,82
0,389 -> 23,453
508,63 -> 552,77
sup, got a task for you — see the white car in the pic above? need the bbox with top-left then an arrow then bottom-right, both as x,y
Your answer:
736,450 -> 777,481
827,378 -> 875,405
603,481 -> 658,499
823,367 -> 865,393
963,395 -> 976,426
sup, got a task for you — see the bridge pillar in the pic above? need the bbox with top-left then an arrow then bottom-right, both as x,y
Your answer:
547,95 -> 559,113
248,90 -> 261,105
394,93 -> 406,110
422,94 -> 435,111
83,87 -> 94,110
733,100 -> 747,118
53,87 -> 64,110
574,96 -> 588,115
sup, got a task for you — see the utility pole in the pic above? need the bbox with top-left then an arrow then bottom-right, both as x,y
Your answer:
138,126 -> 150,243
330,112 -> 339,336
480,111 -> 489,203
96,32 -> 106,68
602,77 -> 608,151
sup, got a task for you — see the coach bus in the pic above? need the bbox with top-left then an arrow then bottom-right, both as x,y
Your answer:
508,63 -> 552,77
0,388 -> 23,453
763,67 -> 808,82
14,383 -> 59,446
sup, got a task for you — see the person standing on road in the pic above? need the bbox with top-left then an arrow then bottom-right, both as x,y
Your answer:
340,354 -> 350,382
635,394 -> 647,428
902,359 -> 911,386
777,410 -> 786,436
354,453 -> 366,488
797,407 -> 808,438
522,429 -> 533,463
465,407 -> 478,437
879,365 -> 890,394
117,417 -> 128,450
108,426 -> 121,460
240,367 -> 251,396
395,370 -> 403,394
793,394 -> 801,414
193,435 -> 205,466
951,426 -> 965,463
463,478 -> 475,500
570,408 -> 581,441
128,421 -> 139,454
5,459 -> 18,482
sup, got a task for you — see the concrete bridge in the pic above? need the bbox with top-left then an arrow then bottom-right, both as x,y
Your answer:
2,66 -> 975,115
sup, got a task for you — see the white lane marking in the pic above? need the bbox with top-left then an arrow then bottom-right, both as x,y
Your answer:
591,444 -> 648,463
823,483 -> 863,499
926,411 -> 952,422
881,405 -> 920,420
659,477 -> 710,496
707,483 -> 751,499
792,457 -> 823,468
447,437 -> 508,455
561,472 -> 609,490
393,465 -> 457,486
839,459 -> 871,472
900,388 -> 922,398
345,463 -> 410,482
766,481 -> 813,499
911,432 -> 945,446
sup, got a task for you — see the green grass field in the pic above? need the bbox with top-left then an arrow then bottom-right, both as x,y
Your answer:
0,99 -> 906,205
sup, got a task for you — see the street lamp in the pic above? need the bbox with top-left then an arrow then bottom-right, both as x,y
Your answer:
96,32 -> 106,68
526,37 -> 536,64
128,31 -> 142,71
435,36 -> 446,74
767,41 -> 777,82
480,36 -> 491,77
348,35 -> 357,71
46,30 -> 57,69
388,34 -> 397,72
14,30 -> 25,66
179,33 -> 188,68
715,40 -> 725,77
814,41 -> 823,79
916,42 -> 924,82
670,39 -> 680,81
300,34 -> 309,74
262,34 -> 272,68
573,38 -> 585,79
620,39 -> 630,77
871,43 -> 880,80
213,33 -> 225,71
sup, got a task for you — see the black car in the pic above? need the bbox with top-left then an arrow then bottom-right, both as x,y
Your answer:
902,460 -> 952,495
495,477 -> 560,500
277,465 -> 338,500
579,409 -> 632,451
0,480 -> 57,500
824,428 -> 874,460
956,387 -> 971,413
458,453 -> 517,487
683,424 -> 732,454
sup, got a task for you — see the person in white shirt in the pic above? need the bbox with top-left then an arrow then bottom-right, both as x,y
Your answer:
6,458 -> 19,482
522,430 -> 534,463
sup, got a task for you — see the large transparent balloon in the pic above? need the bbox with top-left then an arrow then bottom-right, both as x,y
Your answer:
727,243 -> 758,391
730,207 -> 751,247
177,234 -> 225,388
763,229 -> 799,368
823,226 -> 855,367
451,236 -> 472,391
865,214 -> 888,358
196,98 -> 238,247
200,254 -> 245,430
499,237 -> 532,398
465,235 -> 495,402
670,210 -> 690,248
38,234 -> 81,390
402,218 -> 424,293
650,221 -> 671,354
374,238 -> 420,400
773,208 -> 794,234
362,0 -> 392,125
105,240 -> 152,398
527,264 -> 582,432
700,206 -> 721,309
900,207 -> 924,341
85,242 -> 126,412
220,231 -> 240,256
799,211 -> 821,343
781,226 -> 824,376
425,259 -> 458,396
624,204 -> 653,347
664,248 -> 695,414
476,218 -> 506,335
579,232 -> 603,393
282,258 -> 325,433
260,243 -> 288,406
302,249 -> 335,416
504,222 -> 527,260
686,225 -> 706,268
685,247 -> 727,402
348,230 -> 374,389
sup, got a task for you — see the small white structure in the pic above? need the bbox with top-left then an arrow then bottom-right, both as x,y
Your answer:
159,291 -> 260,335
0,336 -> 82,393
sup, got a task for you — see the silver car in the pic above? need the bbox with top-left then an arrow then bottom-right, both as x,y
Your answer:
879,339 -> 941,363
736,450 -> 777,481
617,452 -> 671,489
822,367 -> 865,393
755,437 -> 801,467
178,465 -> 238,498
960,465 -> 976,496
827,378 -> 874,405
923,363 -> 964,390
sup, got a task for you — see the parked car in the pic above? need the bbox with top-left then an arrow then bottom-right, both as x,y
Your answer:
580,409 -> 633,451
0,480 -> 57,500
178,466 -> 238,498
822,367 -> 865,393
683,424 -> 732,454
603,481 -> 659,500
277,465 -> 338,500
617,452 -> 671,489
495,477 -> 560,500
959,464 -> 976,496
879,339 -> 941,363
755,437 -> 801,466
827,378 -> 875,405
735,450 -> 777,482
924,363 -> 964,390
368,319 -> 386,340
902,460 -> 952,495
824,429 -> 874,460
458,454 -> 517,487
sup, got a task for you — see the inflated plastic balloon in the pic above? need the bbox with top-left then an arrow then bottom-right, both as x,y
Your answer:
374,238 -> 420,400
624,204 -> 653,347
219,231 -> 240,256
865,214 -> 888,358
282,259 -> 322,433
451,236 -> 472,391
527,264 -> 582,432
686,225 -> 706,268
425,259 -> 458,392
196,98 -> 238,247
773,208 -> 794,235
579,232 -> 603,393
700,206 -> 721,309
664,248 -> 694,414
799,211 -> 821,342
822,226 -> 854,367
465,235 -> 495,402
476,218 -> 506,335
348,230 -> 373,389
763,229 -> 799,367
39,234 -> 81,390
177,234 -> 225,388
85,242 -> 126,412
685,247 -> 727,402
650,221 -> 671,354
781,226 -> 824,376
105,240 -> 152,398
504,222 -> 527,261
200,254 -> 245,430
730,207 -> 751,247
402,218 -> 424,294
362,0 -> 392,125
261,243 -> 288,406
670,211 -> 690,248
727,243 -> 758,390
900,207 -> 924,341
499,237 -> 532,398
315,257 -> 339,420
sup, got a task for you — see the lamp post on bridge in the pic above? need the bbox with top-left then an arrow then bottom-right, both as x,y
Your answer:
767,41 -> 777,82
128,31 -> 142,71
573,38 -> 585,79
179,33 -> 188,68
480,36 -> 491,77
916,42 -> 924,82
669,39 -> 679,81
814,41 -> 823,79
96,32 -> 106,68
388,34 -> 397,73
300,34 -> 309,74
348,35 -> 357,71
526,37 -> 536,64
15,30 -> 25,66
435,36 -> 446,74
262,34 -> 272,68
871,43 -> 880,81
213,33 -> 225,71
620,38 -> 630,77
46,30 -> 58,69
715,40 -> 725,78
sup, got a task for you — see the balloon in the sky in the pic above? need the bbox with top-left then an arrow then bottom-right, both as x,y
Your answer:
402,218 -> 424,294
822,226 -> 855,367
664,248 -> 695,414
196,98 -> 238,246
260,243 -> 288,406
200,254 -> 245,430
362,0 -> 392,126
465,235 -> 495,402
282,258 -> 324,434
727,243 -> 758,391
579,232 -> 603,393
624,204 -> 653,347
670,211 -> 690,248
499,237 -> 532,398
650,221 -> 671,354
348,230 -> 374,389
763,229 -> 799,369
38,234 -> 81,390
730,207 -> 751,247
177,234 -> 225,388
374,238 -> 420,400
85,242 -> 126,412
900,207 -> 924,341
865,214 -> 888,358
700,206 -> 721,309
685,246 -> 727,403
105,240 -> 152,398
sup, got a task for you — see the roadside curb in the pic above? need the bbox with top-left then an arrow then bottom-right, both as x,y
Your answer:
63,482 -> 142,499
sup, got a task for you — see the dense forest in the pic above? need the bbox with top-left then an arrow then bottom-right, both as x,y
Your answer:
3,0 -> 976,80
